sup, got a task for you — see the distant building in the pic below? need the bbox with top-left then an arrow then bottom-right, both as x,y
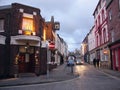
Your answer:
55,34 -> 68,65
81,34 -> 89,63
88,26 -> 96,64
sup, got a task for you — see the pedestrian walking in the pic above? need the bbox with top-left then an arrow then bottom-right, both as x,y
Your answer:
67,57 -> 75,73
96,58 -> 100,68
93,58 -> 96,67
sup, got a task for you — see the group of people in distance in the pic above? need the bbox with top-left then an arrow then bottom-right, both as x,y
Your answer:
93,58 -> 100,68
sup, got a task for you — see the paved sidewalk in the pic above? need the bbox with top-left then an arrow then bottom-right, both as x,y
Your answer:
99,68 -> 120,79
0,63 -> 79,87
90,63 -> 120,79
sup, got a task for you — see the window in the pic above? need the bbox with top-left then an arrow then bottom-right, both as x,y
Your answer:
99,33 -> 102,45
96,20 -> 97,29
111,30 -> 115,42
25,54 -> 29,62
103,29 -> 106,43
0,19 -> 4,32
115,49 -> 119,67
96,35 -> 99,47
109,9 -> 112,21
119,0 -> 120,10
98,15 -> 100,26
102,10 -> 105,21
22,17 -> 34,35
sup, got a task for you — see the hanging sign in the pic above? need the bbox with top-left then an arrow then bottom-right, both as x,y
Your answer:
48,42 -> 55,50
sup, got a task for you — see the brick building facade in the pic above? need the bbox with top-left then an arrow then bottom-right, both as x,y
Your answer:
93,0 -> 110,68
0,3 -> 46,78
106,0 -> 120,71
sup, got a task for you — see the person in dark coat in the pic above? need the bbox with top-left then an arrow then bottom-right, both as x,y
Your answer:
93,58 -> 96,67
96,58 -> 100,68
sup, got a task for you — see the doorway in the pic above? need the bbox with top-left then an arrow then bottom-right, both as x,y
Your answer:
18,46 -> 35,73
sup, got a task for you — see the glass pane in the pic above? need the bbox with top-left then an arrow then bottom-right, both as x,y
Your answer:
0,19 -> 4,31
25,54 -> 29,62
22,18 -> 34,35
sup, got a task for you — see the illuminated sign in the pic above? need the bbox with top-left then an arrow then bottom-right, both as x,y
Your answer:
103,49 -> 109,55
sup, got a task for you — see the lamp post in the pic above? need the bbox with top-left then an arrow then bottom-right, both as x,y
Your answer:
46,41 -> 49,78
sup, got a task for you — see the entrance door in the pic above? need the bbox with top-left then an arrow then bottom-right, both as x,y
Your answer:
18,53 -> 26,73
18,53 -> 35,73
29,54 -> 35,72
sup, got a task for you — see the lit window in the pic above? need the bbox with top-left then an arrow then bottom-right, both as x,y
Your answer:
0,19 -> 4,32
22,18 -> 34,35
43,29 -> 46,41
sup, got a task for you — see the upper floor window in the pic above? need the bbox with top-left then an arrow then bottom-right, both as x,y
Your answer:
109,9 -> 112,21
98,15 -> 101,26
103,29 -> 106,43
22,17 -> 34,35
21,13 -> 36,35
102,10 -> 105,21
0,19 -> 4,32
118,0 -> 120,10
111,30 -> 115,42
96,35 -> 99,47
96,20 -> 97,29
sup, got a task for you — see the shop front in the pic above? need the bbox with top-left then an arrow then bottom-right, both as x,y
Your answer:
11,35 -> 41,77
110,43 -> 120,71
18,46 -> 36,73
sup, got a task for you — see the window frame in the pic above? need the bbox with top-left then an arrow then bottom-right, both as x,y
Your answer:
119,0 -> 120,10
0,19 -> 4,32
22,17 -> 34,35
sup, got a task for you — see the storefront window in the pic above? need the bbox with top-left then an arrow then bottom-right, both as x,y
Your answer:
115,49 -> 119,67
19,46 -> 34,54
25,54 -> 29,62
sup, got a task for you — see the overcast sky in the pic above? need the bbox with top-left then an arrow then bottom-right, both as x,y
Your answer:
0,0 -> 99,51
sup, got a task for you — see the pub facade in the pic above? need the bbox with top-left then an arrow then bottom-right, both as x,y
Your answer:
0,3 -> 44,78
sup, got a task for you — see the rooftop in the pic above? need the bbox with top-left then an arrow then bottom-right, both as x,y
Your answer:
0,5 -> 11,10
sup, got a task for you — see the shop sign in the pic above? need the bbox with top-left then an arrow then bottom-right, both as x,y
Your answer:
48,42 -> 55,50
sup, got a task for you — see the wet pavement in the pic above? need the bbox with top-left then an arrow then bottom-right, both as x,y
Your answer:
0,63 -> 120,87
0,63 -> 79,87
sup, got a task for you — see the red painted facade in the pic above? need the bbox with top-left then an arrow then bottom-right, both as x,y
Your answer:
93,0 -> 110,68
